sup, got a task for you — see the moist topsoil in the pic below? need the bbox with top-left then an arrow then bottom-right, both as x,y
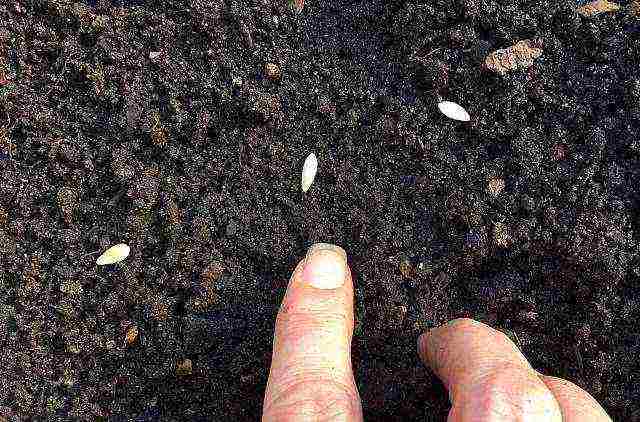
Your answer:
1,0 -> 640,420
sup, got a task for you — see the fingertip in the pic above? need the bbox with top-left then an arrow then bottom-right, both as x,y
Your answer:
302,243 -> 348,290
417,318 -> 492,376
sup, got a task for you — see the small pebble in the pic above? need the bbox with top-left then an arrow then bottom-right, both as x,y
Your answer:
487,177 -> 505,197
96,243 -> 130,266
301,153 -> 318,193
493,222 -> 511,248
125,325 -> 138,345
398,256 -> 413,278
552,143 -> 567,161
176,358 -> 193,376
437,101 -> 471,122
264,62 -> 280,80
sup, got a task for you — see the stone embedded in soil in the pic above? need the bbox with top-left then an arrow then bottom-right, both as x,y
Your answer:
484,39 -> 543,75
577,0 -> 620,17
398,256 -> 413,278
552,143 -> 568,161
487,177 -> 505,197
264,62 -> 280,80
125,325 -> 139,345
176,359 -> 193,376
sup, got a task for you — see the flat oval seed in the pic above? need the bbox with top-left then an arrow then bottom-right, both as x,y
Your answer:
96,243 -> 130,266
437,101 -> 471,122
301,153 -> 318,193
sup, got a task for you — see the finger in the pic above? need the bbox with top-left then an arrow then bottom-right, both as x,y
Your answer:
418,318 -> 562,422
541,376 -> 612,422
263,243 -> 363,422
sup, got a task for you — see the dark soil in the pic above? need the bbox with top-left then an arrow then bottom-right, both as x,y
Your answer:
1,0 -> 639,420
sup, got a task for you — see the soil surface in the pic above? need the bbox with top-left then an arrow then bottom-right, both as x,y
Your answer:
1,0 -> 640,420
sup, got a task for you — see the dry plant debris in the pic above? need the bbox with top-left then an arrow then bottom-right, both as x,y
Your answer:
484,39 -> 543,75
577,0 -> 620,17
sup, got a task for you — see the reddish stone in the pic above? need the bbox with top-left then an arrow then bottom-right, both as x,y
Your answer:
552,143 -> 567,161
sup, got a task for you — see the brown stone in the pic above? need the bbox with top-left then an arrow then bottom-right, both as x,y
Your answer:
125,325 -> 138,345
264,62 -> 280,80
487,177 -> 505,197
176,359 -> 192,376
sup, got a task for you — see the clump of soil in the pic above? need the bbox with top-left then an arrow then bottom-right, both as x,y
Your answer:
0,0 -> 639,420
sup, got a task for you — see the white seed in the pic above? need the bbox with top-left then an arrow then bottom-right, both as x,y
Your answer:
301,153 -> 318,193
149,51 -> 162,60
96,243 -> 130,266
437,101 -> 471,122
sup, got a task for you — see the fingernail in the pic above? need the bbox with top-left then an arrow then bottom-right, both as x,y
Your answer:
302,243 -> 347,289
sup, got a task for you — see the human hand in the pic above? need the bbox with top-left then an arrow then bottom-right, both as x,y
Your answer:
262,243 -> 612,421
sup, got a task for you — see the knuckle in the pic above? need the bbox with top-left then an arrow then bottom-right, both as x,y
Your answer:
264,378 -> 360,422
276,308 -> 350,331
473,366 -> 560,420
